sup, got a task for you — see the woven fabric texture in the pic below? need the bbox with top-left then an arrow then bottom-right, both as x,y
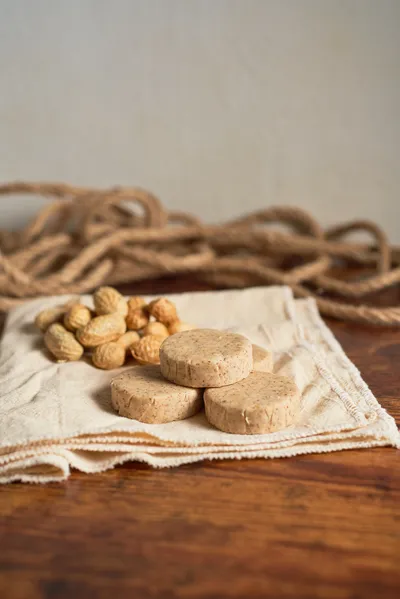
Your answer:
0,286 -> 398,484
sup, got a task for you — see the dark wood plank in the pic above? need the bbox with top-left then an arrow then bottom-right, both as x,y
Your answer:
0,277 -> 399,599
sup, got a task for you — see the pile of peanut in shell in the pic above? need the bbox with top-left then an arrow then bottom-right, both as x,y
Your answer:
34,287 -> 196,370
111,328 -> 301,435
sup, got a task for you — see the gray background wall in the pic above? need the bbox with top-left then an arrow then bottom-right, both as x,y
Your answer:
1,0 -> 399,240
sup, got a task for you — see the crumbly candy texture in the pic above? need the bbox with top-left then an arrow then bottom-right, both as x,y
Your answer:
160,328 -> 253,388
204,371 -> 300,435
252,344 -> 273,373
111,365 -> 204,424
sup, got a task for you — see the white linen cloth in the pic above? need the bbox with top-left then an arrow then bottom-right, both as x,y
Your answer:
0,286 -> 398,483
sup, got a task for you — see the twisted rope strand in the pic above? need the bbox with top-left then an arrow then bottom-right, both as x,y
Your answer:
0,181 -> 399,326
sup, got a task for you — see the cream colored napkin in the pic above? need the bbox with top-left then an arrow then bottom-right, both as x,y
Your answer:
0,287 -> 398,483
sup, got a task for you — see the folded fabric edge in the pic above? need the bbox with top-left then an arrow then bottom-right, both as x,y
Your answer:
0,436 -> 395,484
1,427 -> 398,484
0,453 -> 69,484
1,414 -> 396,463
303,297 -> 400,442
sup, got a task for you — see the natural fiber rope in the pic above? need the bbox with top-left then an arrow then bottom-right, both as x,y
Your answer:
1,181 -> 400,326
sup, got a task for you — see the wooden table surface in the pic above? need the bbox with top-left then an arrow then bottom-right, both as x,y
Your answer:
0,278 -> 399,599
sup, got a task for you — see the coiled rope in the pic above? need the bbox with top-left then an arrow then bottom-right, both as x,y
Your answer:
1,182 -> 399,326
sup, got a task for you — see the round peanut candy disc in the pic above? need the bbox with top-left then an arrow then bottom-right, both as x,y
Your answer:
159,329 -> 253,388
204,371 -> 300,435
111,365 -> 203,424
252,344 -> 273,373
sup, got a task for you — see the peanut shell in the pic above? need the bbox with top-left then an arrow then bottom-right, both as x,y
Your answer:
147,298 -> 177,325
116,331 -> 140,352
34,298 -> 79,332
44,323 -> 84,362
92,342 -> 126,370
127,296 -> 146,310
168,321 -> 196,335
76,313 -> 127,348
142,322 -> 169,339
93,286 -> 128,317
63,304 -> 91,332
126,306 -> 149,330
131,335 -> 164,365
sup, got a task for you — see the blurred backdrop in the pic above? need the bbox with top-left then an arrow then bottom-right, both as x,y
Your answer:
0,0 -> 399,240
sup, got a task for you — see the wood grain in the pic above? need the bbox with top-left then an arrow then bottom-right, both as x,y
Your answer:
0,277 -> 399,599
